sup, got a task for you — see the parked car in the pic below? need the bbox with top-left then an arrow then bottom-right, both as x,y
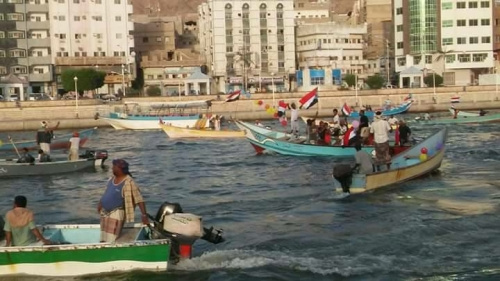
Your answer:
7,94 -> 18,101
29,93 -> 53,101
96,93 -> 119,102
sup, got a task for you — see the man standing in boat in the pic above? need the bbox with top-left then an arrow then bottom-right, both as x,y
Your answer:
36,120 -> 60,155
370,111 -> 393,171
97,159 -> 149,243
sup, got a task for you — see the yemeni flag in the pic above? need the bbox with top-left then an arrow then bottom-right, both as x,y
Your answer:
225,90 -> 241,102
341,103 -> 352,116
299,88 -> 318,109
450,96 -> 460,103
277,100 -> 288,117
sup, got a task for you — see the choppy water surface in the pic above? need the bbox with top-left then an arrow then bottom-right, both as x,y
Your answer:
1,120 -> 500,281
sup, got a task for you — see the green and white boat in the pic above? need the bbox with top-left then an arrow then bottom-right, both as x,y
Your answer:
0,202 -> 224,277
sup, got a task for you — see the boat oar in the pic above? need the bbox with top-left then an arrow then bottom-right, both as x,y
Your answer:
8,135 -> 21,158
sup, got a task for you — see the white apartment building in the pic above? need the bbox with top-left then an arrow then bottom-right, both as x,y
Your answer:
49,0 -> 134,94
199,0 -> 296,93
296,22 -> 367,91
394,0 -> 494,87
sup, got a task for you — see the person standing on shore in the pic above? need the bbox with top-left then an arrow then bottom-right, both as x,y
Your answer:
36,121 -> 60,155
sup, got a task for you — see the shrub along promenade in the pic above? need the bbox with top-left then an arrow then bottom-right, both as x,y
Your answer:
0,85 -> 499,131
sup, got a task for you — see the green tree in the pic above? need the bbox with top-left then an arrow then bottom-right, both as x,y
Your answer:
344,74 -> 356,87
131,67 -> 144,90
365,74 -> 385,89
424,74 -> 443,87
126,87 -> 141,97
61,68 -> 106,93
146,86 -> 162,96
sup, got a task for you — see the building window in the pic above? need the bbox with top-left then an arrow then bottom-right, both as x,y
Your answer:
0,32 -> 4,39
469,19 -> 478,26
75,34 -> 82,39
310,77 -> 324,85
458,53 -> 470,62
142,37 -> 148,43
482,36 -> 491,43
425,55 -> 432,64
473,53 -> 487,62
445,54 -> 455,63
57,33 -> 66,39
442,38 -> 453,45
94,16 -> 103,21
8,31 -> 24,39
12,66 -> 27,74
397,42 -> 403,49
396,7 -> 403,15
114,0 -> 120,4
116,33 -> 122,39
0,67 -> 6,75
7,13 -> 24,21
481,19 -> 490,26
457,19 -> 466,26
442,20 -> 453,27
73,0 -> 79,3
9,49 -> 26,57
480,1 -> 489,7
94,33 -> 102,39
0,50 -> 5,57
413,56 -> 421,65
33,67 -> 45,74
113,51 -> 120,56
95,0 -> 102,3
457,37 -> 466,44
58,15 -> 66,21
74,16 -> 80,21
396,25 -> 403,32
469,37 -> 479,44
115,16 -> 121,21
74,52 -> 80,57
0,14 -> 3,21
468,1 -> 478,8
397,57 -> 406,66
441,2 -> 452,9
156,36 -> 162,42
456,2 -> 466,8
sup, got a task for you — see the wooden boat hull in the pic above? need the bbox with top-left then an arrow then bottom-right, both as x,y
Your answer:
160,124 -> 244,139
414,113 -> 500,125
0,224 -> 170,277
346,127 -> 447,194
349,100 -> 413,118
0,128 -> 96,152
0,158 -> 103,177
236,121 -> 408,157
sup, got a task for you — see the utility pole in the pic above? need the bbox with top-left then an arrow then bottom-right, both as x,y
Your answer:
386,39 -> 390,85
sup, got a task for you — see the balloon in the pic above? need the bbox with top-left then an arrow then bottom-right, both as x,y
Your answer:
419,154 -> 428,162
266,108 -> 274,114
254,100 -> 260,105
352,120 -> 360,129
258,100 -> 263,106
281,120 -> 288,127
273,112 -> 278,118
427,149 -> 435,156
420,147 -> 428,154
265,104 -> 270,109
436,142 -> 443,150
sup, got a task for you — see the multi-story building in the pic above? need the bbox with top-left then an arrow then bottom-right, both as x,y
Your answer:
49,0 -> 135,95
394,0 -> 494,86
199,0 -> 296,93
295,22 -> 367,90
0,0 -> 53,99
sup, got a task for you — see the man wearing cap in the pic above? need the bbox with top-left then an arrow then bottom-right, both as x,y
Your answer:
370,111 -> 393,170
97,159 -> 149,243
36,121 -> 60,155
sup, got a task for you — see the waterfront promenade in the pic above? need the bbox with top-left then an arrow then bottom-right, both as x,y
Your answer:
1,85 -> 499,131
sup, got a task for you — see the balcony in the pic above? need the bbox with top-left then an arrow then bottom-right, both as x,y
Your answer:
55,57 -> 126,66
16,38 -> 50,48
141,60 -> 202,68
15,4 -> 49,13
18,56 -> 51,65
29,72 -> 52,82
26,21 -> 49,30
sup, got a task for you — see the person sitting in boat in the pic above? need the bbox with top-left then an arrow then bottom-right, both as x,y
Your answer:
97,159 -> 149,243
306,118 -> 318,144
3,195 -> 52,246
37,149 -> 51,162
388,115 -> 398,126
317,121 -> 328,145
479,109 -> 487,116
397,120 -> 412,146
339,119 -> 348,136
255,120 -> 264,127
354,142 -> 374,174
17,148 -> 35,164
213,115 -> 221,131
68,132 -> 80,161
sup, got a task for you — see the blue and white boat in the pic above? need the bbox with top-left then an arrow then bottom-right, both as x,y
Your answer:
235,121 -> 408,157
349,100 -> 413,118
100,100 -> 212,130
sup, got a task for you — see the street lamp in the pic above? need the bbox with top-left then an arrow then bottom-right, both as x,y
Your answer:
121,64 -> 126,97
95,65 -> 99,97
271,72 -> 275,107
73,76 -> 79,117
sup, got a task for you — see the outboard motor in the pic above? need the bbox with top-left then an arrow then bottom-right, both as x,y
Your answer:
79,150 -> 108,166
151,202 -> 224,263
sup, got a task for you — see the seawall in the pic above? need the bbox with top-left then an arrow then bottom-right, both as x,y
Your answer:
1,85 -> 499,131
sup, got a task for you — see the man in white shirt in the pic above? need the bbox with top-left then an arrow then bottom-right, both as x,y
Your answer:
68,132 -> 80,161
370,111 -> 393,170
331,108 -> 341,135
388,115 -> 398,126
289,102 -> 299,136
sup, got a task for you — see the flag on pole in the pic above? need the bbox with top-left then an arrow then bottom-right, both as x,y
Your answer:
225,90 -> 241,102
341,103 -> 352,116
277,100 -> 288,117
298,88 -> 319,109
450,96 -> 460,103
